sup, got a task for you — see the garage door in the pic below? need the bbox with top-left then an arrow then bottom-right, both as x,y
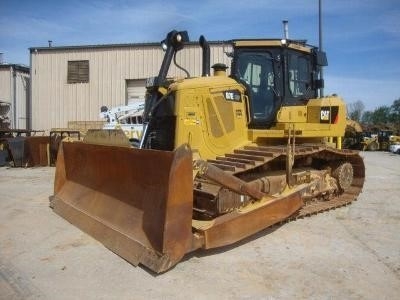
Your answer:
126,79 -> 146,105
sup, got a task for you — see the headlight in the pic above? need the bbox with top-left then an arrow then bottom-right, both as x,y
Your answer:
161,41 -> 168,51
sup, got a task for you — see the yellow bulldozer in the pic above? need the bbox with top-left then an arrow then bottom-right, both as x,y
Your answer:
362,129 -> 400,151
50,30 -> 365,273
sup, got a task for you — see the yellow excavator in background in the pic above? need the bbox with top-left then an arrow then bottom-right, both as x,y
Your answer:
51,30 -> 365,273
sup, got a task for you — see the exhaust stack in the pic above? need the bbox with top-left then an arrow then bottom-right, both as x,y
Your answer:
199,35 -> 210,76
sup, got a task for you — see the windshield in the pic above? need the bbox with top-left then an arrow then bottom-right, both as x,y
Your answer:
235,51 -> 276,126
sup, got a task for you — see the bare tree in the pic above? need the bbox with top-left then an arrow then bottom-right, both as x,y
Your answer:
347,100 -> 365,122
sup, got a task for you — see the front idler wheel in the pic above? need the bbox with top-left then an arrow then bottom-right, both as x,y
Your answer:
332,162 -> 354,191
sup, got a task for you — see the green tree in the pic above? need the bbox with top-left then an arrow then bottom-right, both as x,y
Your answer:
390,98 -> 400,133
371,106 -> 391,125
361,110 -> 373,124
390,99 -> 400,121
360,99 -> 400,134
392,99 -> 400,114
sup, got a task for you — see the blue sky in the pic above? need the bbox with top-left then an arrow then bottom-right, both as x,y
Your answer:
1,0 -> 399,111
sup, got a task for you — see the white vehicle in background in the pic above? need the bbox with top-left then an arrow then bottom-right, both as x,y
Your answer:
100,101 -> 145,145
389,143 -> 400,154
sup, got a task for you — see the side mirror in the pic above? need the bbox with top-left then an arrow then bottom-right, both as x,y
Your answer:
315,50 -> 328,67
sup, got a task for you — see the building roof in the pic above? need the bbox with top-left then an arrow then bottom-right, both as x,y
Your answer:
0,63 -> 30,73
29,38 -> 315,54
29,40 -> 227,53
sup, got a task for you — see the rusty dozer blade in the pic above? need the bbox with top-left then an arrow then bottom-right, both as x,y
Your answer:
50,140 -> 194,273
50,131 -> 305,273
51,139 -> 304,273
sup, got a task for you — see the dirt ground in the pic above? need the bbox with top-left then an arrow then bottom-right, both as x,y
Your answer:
0,151 -> 399,299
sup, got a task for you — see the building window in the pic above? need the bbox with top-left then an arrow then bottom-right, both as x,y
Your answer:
67,60 -> 89,83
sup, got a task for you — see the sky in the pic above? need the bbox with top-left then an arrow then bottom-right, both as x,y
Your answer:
1,0 -> 399,111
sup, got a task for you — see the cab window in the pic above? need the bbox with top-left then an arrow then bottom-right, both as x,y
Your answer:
235,51 -> 276,125
287,51 -> 312,98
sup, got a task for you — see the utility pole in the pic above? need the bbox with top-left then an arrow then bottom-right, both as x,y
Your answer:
319,0 -> 324,97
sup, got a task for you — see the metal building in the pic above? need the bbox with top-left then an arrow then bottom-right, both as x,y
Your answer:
30,41 -> 231,132
0,60 -> 30,129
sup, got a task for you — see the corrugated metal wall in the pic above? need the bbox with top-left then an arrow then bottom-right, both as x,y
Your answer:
0,68 -> 11,129
0,68 -> 12,102
0,66 -> 29,129
15,71 -> 29,129
31,43 -> 232,131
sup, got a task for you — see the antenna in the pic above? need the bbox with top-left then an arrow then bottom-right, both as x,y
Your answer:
283,20 -> 289,40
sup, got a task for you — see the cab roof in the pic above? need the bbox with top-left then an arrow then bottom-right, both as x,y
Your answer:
232,39 -> 315,53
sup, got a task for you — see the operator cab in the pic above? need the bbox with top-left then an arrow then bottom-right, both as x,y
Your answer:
231,40 -> 327,129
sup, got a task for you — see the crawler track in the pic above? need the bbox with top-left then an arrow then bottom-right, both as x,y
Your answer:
203,144 -> 365,218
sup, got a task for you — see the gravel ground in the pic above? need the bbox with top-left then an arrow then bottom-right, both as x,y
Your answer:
0,151 -> 399,300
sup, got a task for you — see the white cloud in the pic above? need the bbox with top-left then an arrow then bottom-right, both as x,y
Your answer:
0,16 -> 72,40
